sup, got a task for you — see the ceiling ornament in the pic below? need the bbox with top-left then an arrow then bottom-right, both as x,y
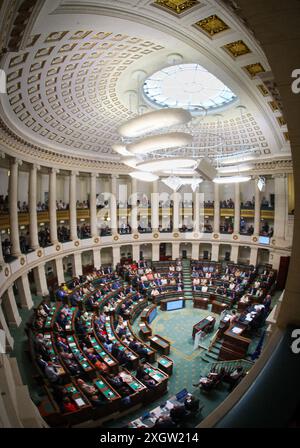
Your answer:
194,15 -> 230,36
223,40 -> 251,58
153,0 -> 200,15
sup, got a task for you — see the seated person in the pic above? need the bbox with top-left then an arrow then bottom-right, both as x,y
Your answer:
170,404 -> 187,423
62,397 -> 78,413
142,374 -> 156,389
154,415 -> 176,429
77,378 -> 97,396
184,394 -> 200,413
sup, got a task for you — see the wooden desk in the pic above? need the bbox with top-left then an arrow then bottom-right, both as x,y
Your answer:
143,363 -> 169,395
127,321 -> 156,362
192,315 -> 215,339
193,297 -> 209,310
139,322 -> 152,340
94,376 -> 121,409
219,323 -> 251,360
140,305 -> 157,323
211,300 -> 229,314
160,296 -> 185,311
148,334 -> 170,355
157,355 -> 173,375
218,314 -> 231,336
66,335 -> 94,373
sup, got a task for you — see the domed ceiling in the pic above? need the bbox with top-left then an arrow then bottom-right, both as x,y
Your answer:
0,0 -> 290,166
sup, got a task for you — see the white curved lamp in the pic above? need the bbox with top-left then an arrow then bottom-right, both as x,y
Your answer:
127,132 -> 193,155
117,108 -> 192,138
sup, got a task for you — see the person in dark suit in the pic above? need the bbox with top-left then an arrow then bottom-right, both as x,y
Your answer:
154,415 -> 176,428
170,404 -> 187,424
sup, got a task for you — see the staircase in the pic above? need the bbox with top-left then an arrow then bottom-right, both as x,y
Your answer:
200,339 -> 223,363
182,258 -> 193,300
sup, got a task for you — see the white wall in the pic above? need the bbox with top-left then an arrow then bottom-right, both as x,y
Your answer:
257,248 -> 270,265
82,250 -> 93,267
240,180 -> 255,203
101,247 -> 113,265
199,181 -> 214,202
220,183 -> 234,201
199,243 -> 212,258
238,246 -> 251,264
37,173 -> 49,203
140,244 -> 152,260
17,171 -> 29,204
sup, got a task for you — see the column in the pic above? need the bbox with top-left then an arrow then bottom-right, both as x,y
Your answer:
193,187 -> 200,233
250,247 -> 258,266
130,177 -> 138,233
29,164 -> 39,250
49,168 -> 59,244
172,242 -> 180,260
2,287 -> 21,327
33,265 -> 49,297
15,274 -> 33,309
254,179 -> 261,235
110,174 -> 118,234
9,158 -> 21,256
213,182 -> 220,233
72,253 -> 82,277
93,249 -> 101,270
192,242 -> 199,260
151,180 -> 159,232
112,246 -> 120,266
231,245 -> 239,264
172,192 -> 180,232
132,244 -> 140,262
54,257 -> 65,285
152,243 -> 160,262
0,307 -> 14,351
0,233 -> 4,265
90,173 -> 98,237
274,174 -> 287,240
211,243 -> 219,262
234,182 -> 240,234
69,171 -> 78,240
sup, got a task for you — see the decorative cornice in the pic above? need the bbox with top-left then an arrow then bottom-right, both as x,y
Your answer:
0,117 -> 130,173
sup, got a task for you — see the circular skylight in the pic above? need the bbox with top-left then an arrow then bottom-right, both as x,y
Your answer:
143,63 -> 237,114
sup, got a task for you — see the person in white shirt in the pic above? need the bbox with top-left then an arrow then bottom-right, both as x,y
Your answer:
151,288 -> 160,298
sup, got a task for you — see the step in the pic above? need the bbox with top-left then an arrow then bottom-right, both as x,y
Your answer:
202,352 -> 219,362
209,346 -> 221,356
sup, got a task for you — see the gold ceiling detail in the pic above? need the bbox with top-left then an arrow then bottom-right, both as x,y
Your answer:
194,14 -> 230,36
268,100 -> 279,112
223,40 -> 251,57
257,84 -> 269,96
277,116 -> 286,126
153,0 -> 199,15
244,62 -> 265,78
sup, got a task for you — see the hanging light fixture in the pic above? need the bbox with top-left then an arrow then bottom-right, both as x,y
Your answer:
137,157 -> 197,173
213,175 -> 251,183
117,108 -> 192,138
161,175 -> 183,191
129,171 -> 159,182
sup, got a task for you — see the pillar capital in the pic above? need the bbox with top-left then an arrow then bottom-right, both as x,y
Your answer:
71,170 -> 79,176
12,158 -> 22,167
31,163 -> 41,171
50,167 -> 59,174
91,172 -> 99,178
